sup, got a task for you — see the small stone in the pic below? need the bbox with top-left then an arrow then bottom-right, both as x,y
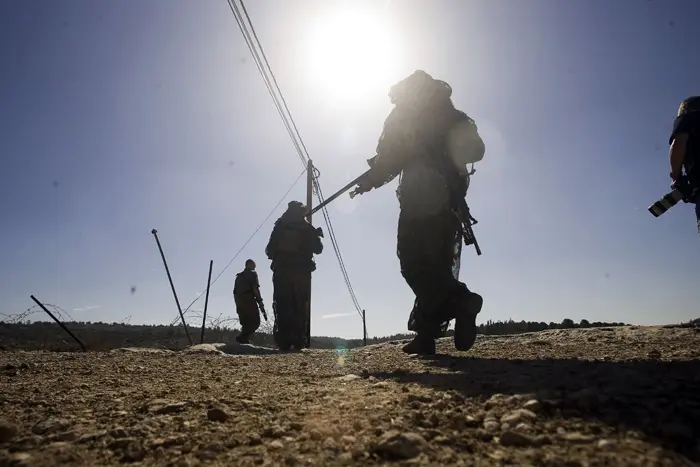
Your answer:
597,439 -> 615,450
109,428 -> 129,439
196,450 -> 218,461
207,408 -> 229,422
564,433 -> 595,444
322,437 -> 338,450
484,394 -> 518,410
483,420 -> 500,432
336,374 -> 361,382
262,425 -> 286,438
406,394 -> 431,403
32,418 -> 70,435
199,442 -> 224,455
341,435 -> 356,445
54,431 -> 77,442
248,434 -> 262,446
152,401 -> 187,415
109,438 -> 136,450
150,436 -> 184,448
373,431 -> 427,460
499,430 -> 540,447
269,440 -> 284,450
289,422 -> 303,431
121,442 -> 146,462
9,452 -> 32,466
464,415 -> 480,428
75,431 -> 108,443
522,399 -> 542,413
0,421 -> 18,442
153,447 -> 166,460
500,409 -> 537,425
648,349 -> 662,359
514,423 -> 534,433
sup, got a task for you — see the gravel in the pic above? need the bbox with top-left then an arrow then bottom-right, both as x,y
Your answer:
0,325 -> 699,466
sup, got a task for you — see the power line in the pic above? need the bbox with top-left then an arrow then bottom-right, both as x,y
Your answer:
175,168 -> 307,322
228,0 -> 364,319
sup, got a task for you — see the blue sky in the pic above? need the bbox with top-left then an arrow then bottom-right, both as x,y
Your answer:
1,0 -> 699,339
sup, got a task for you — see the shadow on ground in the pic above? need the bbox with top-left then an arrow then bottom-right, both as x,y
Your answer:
369,356 -> 700,461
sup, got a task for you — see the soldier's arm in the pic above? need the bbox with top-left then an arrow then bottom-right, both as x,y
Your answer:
265,227 -> 280,260
250,271 -> 263,302
668,113 -> 699,182
359,109 -> 410,190
312,235 -> 323,255
670,134 -> 688,182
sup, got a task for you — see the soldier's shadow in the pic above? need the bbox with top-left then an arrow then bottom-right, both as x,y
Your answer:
368,355 -> 700,461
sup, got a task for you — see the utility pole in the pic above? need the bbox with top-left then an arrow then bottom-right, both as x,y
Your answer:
362,309 -> 367,347
305,159 -> 314,348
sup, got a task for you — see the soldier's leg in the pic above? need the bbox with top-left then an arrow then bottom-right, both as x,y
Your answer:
433,212 -> 482,351
237,298 -> 260,343
272,270 -> 293,351
397,212 -> 456,354
234,296 -> 247,342
250,303 -> 261,336
292,272 -> 311,349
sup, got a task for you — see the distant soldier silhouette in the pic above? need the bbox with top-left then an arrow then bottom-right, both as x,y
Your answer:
265,201 -> 324,351
669,96 -> 700,235
233,259 -> 267,344
352,70 -> 486,355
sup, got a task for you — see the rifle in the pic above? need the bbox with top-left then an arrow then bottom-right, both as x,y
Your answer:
455,199 -> 482,256
258,300 -> 268,322
308,161 -> 482,255
308,169 -> 371,216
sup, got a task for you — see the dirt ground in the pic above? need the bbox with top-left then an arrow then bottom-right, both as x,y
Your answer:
1,325 -> 699,466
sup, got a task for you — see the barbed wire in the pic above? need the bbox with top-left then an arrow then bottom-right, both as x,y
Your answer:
0,303 -> 74,324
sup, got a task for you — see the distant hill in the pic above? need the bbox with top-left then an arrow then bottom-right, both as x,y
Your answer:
0,317 -> 634,352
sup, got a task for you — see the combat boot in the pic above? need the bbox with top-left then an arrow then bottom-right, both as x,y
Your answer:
453,291 -> 482,351
401,333 -> 436,355
235,335 -> 250,345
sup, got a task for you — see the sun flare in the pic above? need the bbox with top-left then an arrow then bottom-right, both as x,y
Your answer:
304,7 -> 401,104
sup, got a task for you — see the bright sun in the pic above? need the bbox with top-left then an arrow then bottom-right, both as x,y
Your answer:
304,7 -> 400,104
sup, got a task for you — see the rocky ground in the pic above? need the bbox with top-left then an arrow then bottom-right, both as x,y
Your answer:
1,325 -> 699,466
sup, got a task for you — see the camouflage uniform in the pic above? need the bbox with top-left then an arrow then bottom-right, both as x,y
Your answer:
233,267 -> 262,343
265,202 -> 324,350
355,71 -> 485,354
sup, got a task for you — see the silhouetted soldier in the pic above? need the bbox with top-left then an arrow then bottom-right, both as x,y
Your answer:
233,259 -> 267,344
265,201 -> 324,351
352,70 -> 486,355
669,96 -> 700,235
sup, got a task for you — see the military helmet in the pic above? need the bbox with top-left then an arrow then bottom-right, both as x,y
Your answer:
388,70 -> 452,105
678,96 -> 700,117
286,200 -> 307,217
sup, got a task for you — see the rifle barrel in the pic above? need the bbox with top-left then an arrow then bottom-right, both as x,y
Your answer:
308,170 -> 370,216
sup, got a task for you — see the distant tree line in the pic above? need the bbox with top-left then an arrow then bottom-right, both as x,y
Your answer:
0,317 -> 629,352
